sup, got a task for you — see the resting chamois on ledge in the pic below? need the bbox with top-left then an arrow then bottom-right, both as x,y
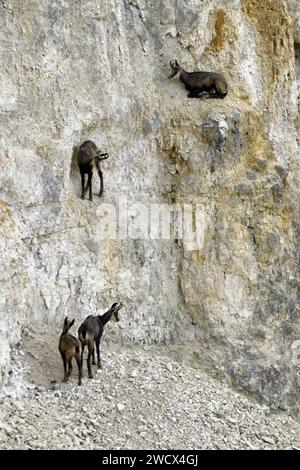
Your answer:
168,60 -> 228,99
78,302 -> 123,379
77,140 -> 109,201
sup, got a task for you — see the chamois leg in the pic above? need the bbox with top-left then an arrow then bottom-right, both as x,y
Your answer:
96,337 -> 102,370
92,348 -> 96,365
187,87 -> 206,98
61,352 -> 67,376
97,168 -> 103,197
64,357 -> 73,382
80,172 -> 86,199
187,89 -> 201,98
209,87 -> 222,99
80,343 -> 85,364
75,355 -> 82,386
87,172 -> 93,202
218,91 -> 227,99
208,87 -> 217,98
87,341 -> 94,379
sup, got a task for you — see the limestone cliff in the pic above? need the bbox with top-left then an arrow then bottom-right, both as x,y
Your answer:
1,0 -> 300,416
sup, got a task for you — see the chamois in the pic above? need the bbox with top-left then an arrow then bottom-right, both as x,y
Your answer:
78,302 -> 123,379
168,60 -> 228,99
58,317 -> 82,386
77,140 -> 109,201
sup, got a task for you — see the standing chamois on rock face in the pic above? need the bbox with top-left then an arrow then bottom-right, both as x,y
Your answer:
78,302 -> 123,379
77,140 -> 109,201
168,60 -> 228,99
58,317 -> 82,386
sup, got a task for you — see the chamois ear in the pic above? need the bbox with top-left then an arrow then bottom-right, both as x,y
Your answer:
170,59 -> 179,68
115,302 -> 124,311
64,316 -> 69,325
69,319 -> 75,328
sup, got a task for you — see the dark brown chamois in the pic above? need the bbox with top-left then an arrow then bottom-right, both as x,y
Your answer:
168,60 -> 228,99
77,140 -> 109,201
78,302 -> 123,379
58,317 -> 82,385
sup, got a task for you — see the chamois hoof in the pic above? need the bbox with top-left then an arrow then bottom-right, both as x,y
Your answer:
88,374 -> 93,379
97,364 -> 102,370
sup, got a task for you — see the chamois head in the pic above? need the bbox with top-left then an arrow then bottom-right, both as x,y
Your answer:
169,60 -> 181,79
110,302 -> 123,322
62,316 -> 75,335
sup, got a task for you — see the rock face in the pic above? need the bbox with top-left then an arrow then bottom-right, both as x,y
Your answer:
1,0 -> 300,416
289,0 -> 300,43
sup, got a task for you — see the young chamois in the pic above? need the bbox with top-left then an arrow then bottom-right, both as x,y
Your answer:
77,140 -> 109,201
78,302 -> 123,379
168,60 -> 228,99
58,317 -> 82,385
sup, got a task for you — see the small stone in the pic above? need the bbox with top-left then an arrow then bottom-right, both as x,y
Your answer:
246,170 -> 257,181
132,357 -> 141,364
260,435 -> 276,445
271,183 -> 284,201
131,369 -> 138,378
116,403 -> 125,412
254,159 -> 268,171
236,182 -> 254,197
274,164 -> 288,182
164,26 -> 177,38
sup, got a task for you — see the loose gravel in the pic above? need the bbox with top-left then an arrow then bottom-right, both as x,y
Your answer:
0,336 -> 300,450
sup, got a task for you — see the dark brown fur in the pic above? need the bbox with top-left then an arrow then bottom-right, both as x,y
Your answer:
77,140 -> 109,201
169,60 -> 228,99
58,317 -> 82,385
78,302 -> 123,379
